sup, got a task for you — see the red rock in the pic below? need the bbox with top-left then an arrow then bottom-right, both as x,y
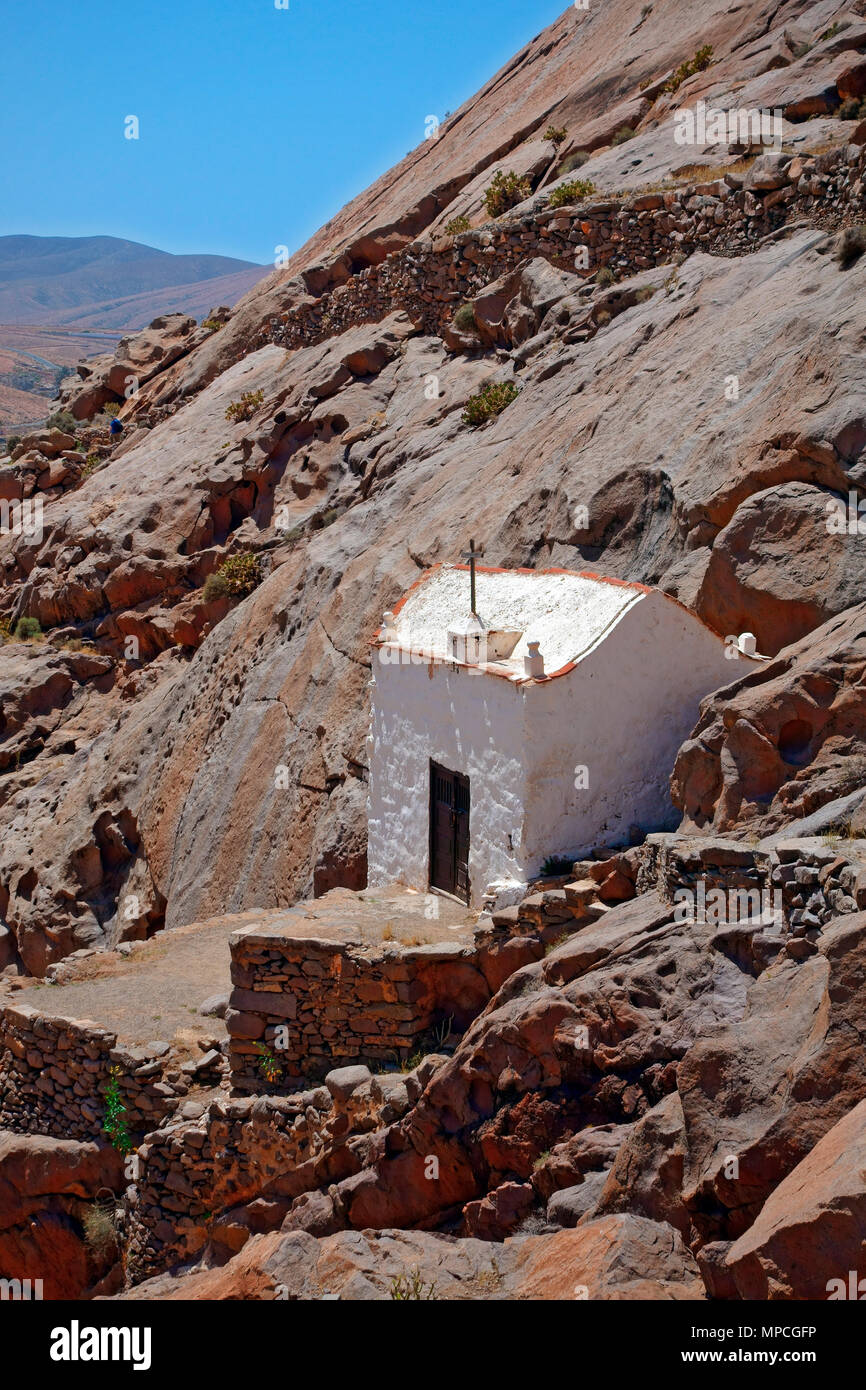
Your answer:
725,1095 -> 866,1300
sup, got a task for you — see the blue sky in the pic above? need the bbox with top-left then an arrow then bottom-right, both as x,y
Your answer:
1,0 -> 565,265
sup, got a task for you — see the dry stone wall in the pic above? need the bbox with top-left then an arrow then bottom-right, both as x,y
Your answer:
259,143 -> 866,356
226,876 -> 625,1092
226,929 -> 491,1091
123,1062 -> 422,1281
640,832 -> 866,967
0,1001 -> 222,1142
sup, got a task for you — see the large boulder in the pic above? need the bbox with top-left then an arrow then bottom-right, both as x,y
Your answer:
0,1133 -> 123,1300
678,913 -> 866,1246
725,1095 -> 866,1300
112,1214 -> 703,1301
672,602 -> 866,836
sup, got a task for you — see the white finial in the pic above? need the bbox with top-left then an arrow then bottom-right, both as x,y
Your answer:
524,640 -> 544,678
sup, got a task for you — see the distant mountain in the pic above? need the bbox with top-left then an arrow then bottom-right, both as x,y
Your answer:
0,235 -> 268,330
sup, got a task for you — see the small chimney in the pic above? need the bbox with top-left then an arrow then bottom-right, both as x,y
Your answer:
738,632 -> 757,657
524,641 -> 544,678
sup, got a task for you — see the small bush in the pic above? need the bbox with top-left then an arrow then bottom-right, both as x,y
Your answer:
462,381 -> 520,427
838,98 -> 866,120
835,224 -> 866,268
559,150 -> 589,175
201,317 -> 223,332
82,1200 -> 119,1257
225,389 -> 265,424
453,302 -> 477,332
444,214 -> 471,235
595,308 -> 612,325
102,1065 -> 134,1155
202,571 -> 228,603
390,1267 -> 438,1300
5,435 -> 21,454
544,125 -> 567,148
635,285 -> 656,302
483,169 -> 532,218
0,616 -> 13,642
548,177 -> 595,208
14,616 -> 42,641
255,1042 -> 284,1085
204,552 -> 263,602
81,452 -> 105,479
595,265 -> 615,286
46,409 -> 77,434
611,126 -> 636,145
541,855 -> 573,876
664,44 -> 713,94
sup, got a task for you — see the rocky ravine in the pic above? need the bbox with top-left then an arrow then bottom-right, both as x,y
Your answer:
2,0 -> 866,1301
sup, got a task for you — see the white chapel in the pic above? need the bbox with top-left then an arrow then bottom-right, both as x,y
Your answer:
366,562 -> 758,907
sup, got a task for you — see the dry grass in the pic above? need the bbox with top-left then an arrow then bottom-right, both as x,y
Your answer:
669,156 -> 755,183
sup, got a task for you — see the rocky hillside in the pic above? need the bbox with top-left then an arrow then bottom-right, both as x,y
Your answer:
3,0 -> 866,1306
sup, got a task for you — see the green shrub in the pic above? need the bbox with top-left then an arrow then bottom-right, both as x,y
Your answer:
81,452 -> 104,479
548,178 -> 595,208
225,389 -> 265,423
0,616 -> 13,642
46,409 -> 77,434
483,169 -> 532,217
664,44 -> 713,94
13,616 -> 42,641
204,552 -> 263,602
595,265 -> 615,286
102,1065 -> 134,1155
444,215 -> 471,235
544,125 -> 567,149
838,98 -> 866,120
611,126 -> 636,145
453,302 -> 477,332
462,381 -> 520,427
835,224 -> 866,268
5,435 -> 21,454
390,1268 -> 438,1300
559,150 -> 590,175
541,855 -> 573,876
255,1042 -> 284,1085
201,317 -> 223,332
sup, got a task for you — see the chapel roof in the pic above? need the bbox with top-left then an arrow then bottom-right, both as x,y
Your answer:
375,564 -> 701,681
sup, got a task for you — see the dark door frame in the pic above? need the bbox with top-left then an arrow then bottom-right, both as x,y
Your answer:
429,759 -> 470,904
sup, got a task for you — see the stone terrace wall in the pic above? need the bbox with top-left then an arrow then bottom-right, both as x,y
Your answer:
259,143 -> 866,355
226,879 -> 623,1093
639,833 -> 866,964
0,1001 -> 221,1142
227,930 -> 493,1091
124,1064 -> 420,1282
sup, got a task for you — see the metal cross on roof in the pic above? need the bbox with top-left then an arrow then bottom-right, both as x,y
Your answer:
461,537 -> 484,615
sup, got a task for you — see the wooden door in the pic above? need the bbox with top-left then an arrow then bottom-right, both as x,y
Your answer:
429,761 -> 470,902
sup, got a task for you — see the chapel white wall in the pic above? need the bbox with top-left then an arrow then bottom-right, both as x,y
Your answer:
367,650 -> 527,904
518,594 -> 738,870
